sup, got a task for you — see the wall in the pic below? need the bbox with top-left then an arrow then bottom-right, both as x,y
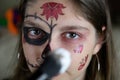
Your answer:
0,0 -> 20,17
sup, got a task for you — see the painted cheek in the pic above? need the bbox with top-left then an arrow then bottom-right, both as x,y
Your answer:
73,45 -> 83,54
78,55 -> 88,70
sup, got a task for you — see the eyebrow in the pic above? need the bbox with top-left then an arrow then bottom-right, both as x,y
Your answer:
25,14 -> 50,27
23,20 -> 45,29
60,25 -> 89,32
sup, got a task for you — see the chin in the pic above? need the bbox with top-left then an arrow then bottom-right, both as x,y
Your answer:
28,65 -> 38,73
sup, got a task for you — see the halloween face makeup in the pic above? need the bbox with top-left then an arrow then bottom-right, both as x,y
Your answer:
23,26 -> 50,45
23,1 -> 67,71
23,2 -> 66,46
40,2 -> 66,20
22,0 -> 102,80
26,58 -> 44,68
74,45 -> 83,54
78,55 -> 88,70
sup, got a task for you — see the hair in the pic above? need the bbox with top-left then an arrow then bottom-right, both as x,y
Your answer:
10,0 -> 115,80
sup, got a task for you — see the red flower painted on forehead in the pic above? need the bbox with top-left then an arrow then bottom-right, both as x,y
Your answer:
40,2 -> 66,20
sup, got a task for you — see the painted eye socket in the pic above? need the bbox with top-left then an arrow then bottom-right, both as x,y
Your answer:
23,27 -> 50,45
28,28 -> 45,39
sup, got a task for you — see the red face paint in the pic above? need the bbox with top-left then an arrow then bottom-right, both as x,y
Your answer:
74,45 -> 83,54
78,55 -> 88,70
40,2 -> 66,20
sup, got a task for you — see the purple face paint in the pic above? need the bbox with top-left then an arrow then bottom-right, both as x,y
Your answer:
74,45 -> 83,54
78,55 -> 88,70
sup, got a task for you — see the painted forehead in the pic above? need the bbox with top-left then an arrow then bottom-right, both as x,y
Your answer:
40,2 -> 66,20
23,1 -> 66,45
26,1 -> 66,19
25,1 -> 68,28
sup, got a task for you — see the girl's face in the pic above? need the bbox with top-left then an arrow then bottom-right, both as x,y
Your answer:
22,0 -> 102,80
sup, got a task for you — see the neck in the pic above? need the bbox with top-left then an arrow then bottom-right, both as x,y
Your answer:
52,70 -> 86,80
75,70 -> 86,80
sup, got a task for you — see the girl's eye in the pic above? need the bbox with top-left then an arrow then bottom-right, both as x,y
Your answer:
24,27 -> 47,39
28,29 -> 44,39
61,32 -> 83,43
23,27 -> 49,45
64,32 -> 80,39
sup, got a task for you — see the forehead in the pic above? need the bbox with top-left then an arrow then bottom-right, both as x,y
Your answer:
25,0 -> 94,30
26,0 -> 76,18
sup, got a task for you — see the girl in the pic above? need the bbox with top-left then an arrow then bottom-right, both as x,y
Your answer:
10,0 -> 115,80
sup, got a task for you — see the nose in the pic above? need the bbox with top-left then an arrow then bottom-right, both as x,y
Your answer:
49,35 -> 60,51
41,35 -> 60,59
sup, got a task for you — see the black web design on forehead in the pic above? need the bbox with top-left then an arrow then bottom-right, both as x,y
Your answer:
23,13 -> 57,59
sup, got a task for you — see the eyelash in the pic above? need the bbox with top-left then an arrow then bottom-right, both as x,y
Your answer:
23,26 -> 84,45
28,28 -> 43,39
24,27 -> 48,39
29,31 -> 81,40
61,32 -> 83,42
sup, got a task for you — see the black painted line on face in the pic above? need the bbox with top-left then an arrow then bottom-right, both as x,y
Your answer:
25,13 -> 51,28
25,13 -> 58,30
27,60 -> 39,68
24,13 -> 57,40
24,13 -> 57,44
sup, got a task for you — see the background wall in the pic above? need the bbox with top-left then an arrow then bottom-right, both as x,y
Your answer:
0,0 -> 20,18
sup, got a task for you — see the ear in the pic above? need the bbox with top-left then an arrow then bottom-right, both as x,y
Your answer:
93,42 -> 102,55
93,26 -> 106,55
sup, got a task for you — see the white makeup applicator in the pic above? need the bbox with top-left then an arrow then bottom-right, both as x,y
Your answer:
29,48 -> 71,80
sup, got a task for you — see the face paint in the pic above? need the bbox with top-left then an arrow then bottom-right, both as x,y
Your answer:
23,27 -> 50,45
27,60 -> 39,68
24,12 -> 58,46
40,2 -> 66,20
25,13 -> 50,28
24,1 -> 66,45
73,45 -> 83,54
27,57 -> 44,69
78,55 -> 88,70
41,44 -> 51,59
24,2 -> 66,60
23,13 -> 56,59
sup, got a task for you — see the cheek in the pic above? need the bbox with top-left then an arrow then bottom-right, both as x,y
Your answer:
78,55 -> 88,70
22,44 -> 44,72
22,38 -> 51,72
23,44 -> 38,62
68,44 -> 91,71
73,44 -> 83,54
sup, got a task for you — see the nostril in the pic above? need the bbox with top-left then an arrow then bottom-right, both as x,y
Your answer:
41,44 -> 51,59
